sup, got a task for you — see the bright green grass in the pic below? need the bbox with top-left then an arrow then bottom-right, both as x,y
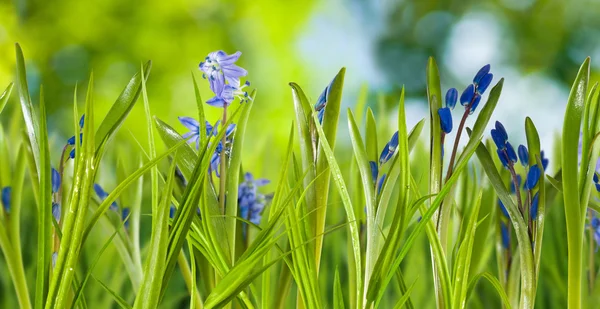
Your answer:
0,44 -> 597,309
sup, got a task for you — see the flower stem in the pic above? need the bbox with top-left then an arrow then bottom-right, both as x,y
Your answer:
219,106 -> 228,215
445,106 -> 471,182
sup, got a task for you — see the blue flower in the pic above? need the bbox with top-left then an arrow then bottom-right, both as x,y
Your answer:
199,51 -> 247,91
315,77 -> 335,124
540,151 -> 549,170
377,174 -> 386,195
530,192 -> 540,221
477,73 -> 494,94
51,168 -> 61,193
469,94 -> 482,114
518,145 -> 529,167
460,84 -> 475,106
498,199 -> 509,218
473,64 -> 491,84
69,149 -> 76,159
500,222 -> 510,249
208,124 -> 237,177
94,184 -> 119,212
497,149 -> 509,168
238,173 -> 270,235
369,161 -> 378,184
506,142 -> 518,163
379,132 -> 399,164
1,187 -> 10,213
122,208 -> 130,229
178,117 -> 214,149
495,121 -> 508,142
67,115 -> 85,147
52,202 -> 61,222
170,204 -> 176,219
445,88 -> 458,110
524,164 -> 541,190
206,81 -> 251,108
437,107 -> 453,134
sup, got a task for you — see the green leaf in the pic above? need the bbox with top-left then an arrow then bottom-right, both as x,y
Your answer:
365,107 -> 378,163
392,278 -> 417,309
92,275 -> 133,309
474,141 -> 535,308
562,57 -> 590,309
333,268 -> 345,309
94,61 -> 152,165
466,272 -> 512,309
225,94 -> 255,262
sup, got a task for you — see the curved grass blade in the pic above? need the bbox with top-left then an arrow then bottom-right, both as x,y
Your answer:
0,83 -> 14,115
562,57 -> 590,309
466,272 -> 512,309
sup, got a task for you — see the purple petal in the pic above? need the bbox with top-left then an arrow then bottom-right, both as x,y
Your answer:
178,117 -> 200,131
206,96 -> 227,108
254,179 -> 270,186
216,51 -> 242,65
209,72 -> 225,95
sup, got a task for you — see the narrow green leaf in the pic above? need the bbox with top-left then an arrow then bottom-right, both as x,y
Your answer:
466,272 -> 512,309
0,83 -> 14,115
334,268 -> 345,309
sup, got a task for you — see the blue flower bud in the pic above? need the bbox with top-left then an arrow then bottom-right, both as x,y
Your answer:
592,216 -> 600,229
473,64 -> 491,84
52,202 -> 61,222
525,164 -> 541,190
69,149 -> 76,159
170,204 -> 176,219
460,84 -> 475,106
541,151 -> 549,170
518,145 -> 529,167
501,222 -> 510,249
497,149 -> 509,168
1,187 -> 11,213
79,114 -> 85,129
469,94 -> 482,114
596,183 -> 600,193
122,208 -> 130,229
379,132 -> 399,164
67,135 -> 76,146
506,142 -> 518,163
51,168 -> 61,194
477,73 -> 493,94
317,108 -> 325,124
377,174 -> 386,195
498,199 -> 509,218
52,252 -> 58,268
437,107 -> 453,134
369,161 -> 378,184
495,121 -> 508,142
491,129 -> 506,149
530,192 -> 540,221
595,172 -> 599,184
445,88 -> 458,110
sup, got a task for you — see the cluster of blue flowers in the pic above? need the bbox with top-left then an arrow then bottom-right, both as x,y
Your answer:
491,121 -> 547,255
238,173 -> 270,236
437,65 -> 493,135
369,132 -> 399,196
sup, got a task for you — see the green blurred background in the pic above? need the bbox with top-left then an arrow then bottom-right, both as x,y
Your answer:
0,0 -> 599,307
1,0 -> 599,177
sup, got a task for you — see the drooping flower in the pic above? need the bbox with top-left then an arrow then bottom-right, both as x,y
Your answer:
369,161 -> 378,184
178,117 -> 214,149
238,173 -> 270,236
445,88 -> 458,110
505,142 -> 518,163
199,51 -> 247,90
379,132 -> 399,164
169,204 -> 176,219
51,168 -> 61,193
94,184 -> 119,212
437,107 -> 453,134
208,124 -> 237,177
377,174 -> 387,195
52,202 -> 61,222
524,164 -> 541,190
460,84 -> 475,106
518,145 -> 529,167
1,187 -> 10,213
199,51 -> 251,107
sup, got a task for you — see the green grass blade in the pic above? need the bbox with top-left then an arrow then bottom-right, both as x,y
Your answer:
0,83 -> 14,115
92,275 -> 133,309
466,272 -> 512,309
334,268 -> 345,309
94,61 -> 151,163
225,95 -> 255,263
562,57 -> 590,309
